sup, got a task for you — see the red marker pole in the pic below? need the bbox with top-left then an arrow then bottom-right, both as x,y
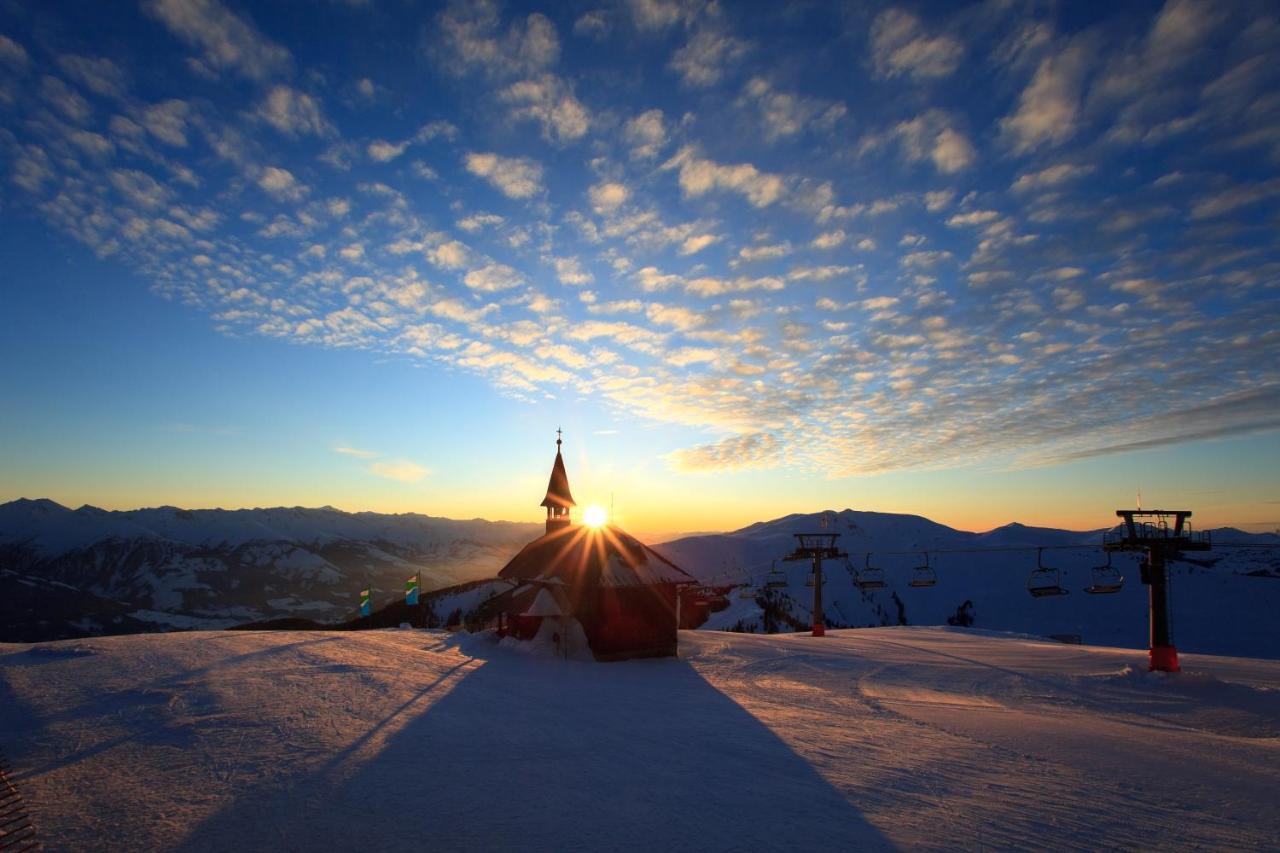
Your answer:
812,553 -> 825,637
1147,549 -> 1179,672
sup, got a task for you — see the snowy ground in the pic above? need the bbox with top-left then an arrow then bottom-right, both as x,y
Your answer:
2,628 -> 1278,851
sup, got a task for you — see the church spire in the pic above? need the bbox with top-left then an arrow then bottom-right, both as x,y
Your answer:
541,429 -> 575,534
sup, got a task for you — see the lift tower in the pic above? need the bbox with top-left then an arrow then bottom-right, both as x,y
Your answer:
1103,510 -> 1211,673
784,533 -> 846,637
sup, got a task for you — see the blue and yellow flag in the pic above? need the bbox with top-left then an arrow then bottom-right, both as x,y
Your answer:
359,586 -> 372,617
405,573 -> 420,606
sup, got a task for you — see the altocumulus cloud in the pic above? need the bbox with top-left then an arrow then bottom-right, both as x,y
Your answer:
1,0 -> 1278,481
668,433 -> 782,473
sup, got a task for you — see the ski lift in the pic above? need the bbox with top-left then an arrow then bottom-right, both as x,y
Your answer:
856,553 -> 887,591
1084,552 -> 1124,594
765,560 -> 787,589
908,552 -> 937,588
1028,548 -> 1069,598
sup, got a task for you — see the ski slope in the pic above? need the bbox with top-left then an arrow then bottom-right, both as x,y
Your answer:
2,628 -> 1277,851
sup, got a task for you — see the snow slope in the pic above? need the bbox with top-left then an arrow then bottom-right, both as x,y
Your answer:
2,629 -> 1277,851
659,509 -> 1280,659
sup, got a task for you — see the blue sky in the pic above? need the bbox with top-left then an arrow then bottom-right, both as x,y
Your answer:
1,0 -> 1278,536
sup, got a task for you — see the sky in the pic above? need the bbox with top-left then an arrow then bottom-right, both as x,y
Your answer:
1,0 -> 1278,539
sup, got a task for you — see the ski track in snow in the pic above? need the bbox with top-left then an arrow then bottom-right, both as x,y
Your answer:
1,627 -> 1278,852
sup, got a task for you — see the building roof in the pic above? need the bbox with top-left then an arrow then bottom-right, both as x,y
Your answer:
540,447 -> 576,509
498,524 -> 696,589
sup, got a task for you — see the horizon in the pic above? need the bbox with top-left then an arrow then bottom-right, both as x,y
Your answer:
5,494 -> 1275,543
2,1 -> 1278,538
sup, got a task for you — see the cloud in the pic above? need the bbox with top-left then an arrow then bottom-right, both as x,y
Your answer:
39,76 -> 91,123
884,110 -> 975,173
628,0 -> 700,31
1001,41 -> 1090,153
370,460 -> 429,482
464,152 -> 543,198
667,432 -> 781,472
464,263 -> 523,291
670,29 -> 748,87
680,234 -> 719,255
256,85 -> 332,137
109,169 -> 172,209
740,242 -> 792,260
589,181 -> 629,213
0,35 -> 28,68
646,302 -> 704,331
257,166 -> 308,202
1011,163 -> 1095,193
333,445 -> 377,458
869,8 -> 963,80
367,140 -> 408,162
554,257 -> 593,285
457,213 -> 504,232
142,99 -> 191,146
811,231 -> 844,250
740,77 -> 844,141
1037,386 -> 1280,465
573,10 -> 610,40
624,109 -> 667,159
435,0 -> 559,78
428,240 -> 470,269
924,189 -> 954,212
143,0 -> 291,80
1190,179 -> 1280,220
947,210 -> 1000,227
58,55 -> 128,98
664,146 -> 786,207
500,74 -> 590,143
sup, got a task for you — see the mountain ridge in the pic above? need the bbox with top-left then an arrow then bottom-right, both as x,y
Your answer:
3,499 -> 1276,652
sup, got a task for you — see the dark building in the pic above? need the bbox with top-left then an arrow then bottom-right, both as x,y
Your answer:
491,434 -> 696,661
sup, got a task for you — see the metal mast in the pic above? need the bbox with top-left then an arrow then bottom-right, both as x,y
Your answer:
784,532 -> 846,637
1103,509 -> 1211,672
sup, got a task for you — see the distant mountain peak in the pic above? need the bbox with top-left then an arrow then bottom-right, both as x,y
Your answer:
2,497 -> 71,513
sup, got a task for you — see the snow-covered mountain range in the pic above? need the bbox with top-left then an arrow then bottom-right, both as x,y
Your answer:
655,509 -> 1280,658
0,498 -> 539,641
4,500 -> 1277,656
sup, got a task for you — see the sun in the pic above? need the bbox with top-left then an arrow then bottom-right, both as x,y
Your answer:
583,504 -> 609,528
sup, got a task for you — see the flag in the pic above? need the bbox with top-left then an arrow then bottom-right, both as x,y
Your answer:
359,586 -> 371,617
405,572 -> 420,606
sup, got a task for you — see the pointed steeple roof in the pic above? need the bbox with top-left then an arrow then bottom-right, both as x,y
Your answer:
540,430 -> 576,509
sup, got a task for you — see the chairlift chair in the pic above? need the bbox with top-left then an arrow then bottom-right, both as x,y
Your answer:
909,552 -> 937,588
1084,552 -> 1124,594
804,570 -> 828,587
1027,548 -> 1069,598
765,560 -> 787,590
856,553 -> 888,591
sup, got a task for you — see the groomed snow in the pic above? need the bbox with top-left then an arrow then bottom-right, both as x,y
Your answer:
2,628 -> 1278,851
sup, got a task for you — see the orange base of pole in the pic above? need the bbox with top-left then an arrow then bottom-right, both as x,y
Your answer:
812,624 -> 825,637
1149,644 -> 1180,673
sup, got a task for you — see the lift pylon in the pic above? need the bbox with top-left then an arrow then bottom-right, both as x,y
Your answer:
784,533 -> 846,637
1103,510 -> 1211,673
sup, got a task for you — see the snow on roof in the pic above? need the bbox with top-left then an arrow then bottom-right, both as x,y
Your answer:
523,587 -> 565,617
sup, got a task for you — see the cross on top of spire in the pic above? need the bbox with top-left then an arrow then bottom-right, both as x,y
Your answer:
556,426 -> 562,448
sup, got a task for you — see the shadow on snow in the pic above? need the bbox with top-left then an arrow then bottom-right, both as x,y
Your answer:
176,640 -> 891,852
